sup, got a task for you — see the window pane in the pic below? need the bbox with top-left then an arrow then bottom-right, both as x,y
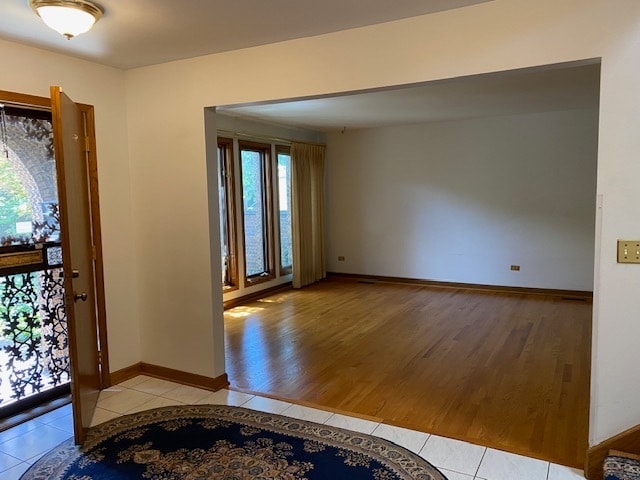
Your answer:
0,109 -> 58,246
277,152 -> 292,270
241,149 -> 266,277
218,145 -> 229,285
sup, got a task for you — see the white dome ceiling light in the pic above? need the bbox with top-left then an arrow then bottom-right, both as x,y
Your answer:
30,0 -> 103,40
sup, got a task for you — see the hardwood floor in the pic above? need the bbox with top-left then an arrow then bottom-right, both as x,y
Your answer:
224,277 -> 592,468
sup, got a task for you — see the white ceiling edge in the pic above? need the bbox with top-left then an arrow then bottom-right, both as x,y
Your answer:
0,0 -> 493,70
216,61 -> 602,132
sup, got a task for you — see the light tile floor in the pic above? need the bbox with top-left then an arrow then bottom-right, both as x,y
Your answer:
0,375 -> 586,480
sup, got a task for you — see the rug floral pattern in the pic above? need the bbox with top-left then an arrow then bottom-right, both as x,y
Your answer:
604,454 -> 640,480
21,405 -> 447,480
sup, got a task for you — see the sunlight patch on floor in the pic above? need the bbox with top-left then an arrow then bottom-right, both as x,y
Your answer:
225,306 -> 264,318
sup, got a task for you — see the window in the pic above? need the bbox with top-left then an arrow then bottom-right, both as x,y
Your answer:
217,137 -> 293,294
239,141 -> 274,285
217,138 -> 238,290
0,106 -> 59,246
277,146 -> 292,274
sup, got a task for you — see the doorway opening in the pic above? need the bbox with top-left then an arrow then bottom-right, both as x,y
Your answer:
217,60 -> 600,467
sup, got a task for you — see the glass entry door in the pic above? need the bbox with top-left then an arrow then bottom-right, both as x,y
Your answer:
0,103 -> 70,416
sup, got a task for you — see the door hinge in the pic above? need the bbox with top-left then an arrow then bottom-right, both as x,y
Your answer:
92,245 -> 97,260
84,136 -> 91,153
97,350 -> 102,364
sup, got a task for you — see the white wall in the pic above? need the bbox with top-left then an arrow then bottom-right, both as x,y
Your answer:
326,109 -> 599,291
0,39 -> 139,372
124,0 -> 640,446
125,82 -> 224,376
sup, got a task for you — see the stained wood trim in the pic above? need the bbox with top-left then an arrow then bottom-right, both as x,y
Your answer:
0,90 -> 51,108
327,272 -> 593,301
0,250 -> 43,269
586,424 -> 640,479
109,362 -> 143,385
218,137 -> 239,292
223,282 -> 292,310
609,450 -> 640,461
110,363 -> 229,392
78,103 -> 111,388
140,364 -> 229,391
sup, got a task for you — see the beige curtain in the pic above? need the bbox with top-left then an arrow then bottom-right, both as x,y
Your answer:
291,142 -> 326,288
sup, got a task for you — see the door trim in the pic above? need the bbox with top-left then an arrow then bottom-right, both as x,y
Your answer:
0,88 -> 110,387
77,102 -> 111,388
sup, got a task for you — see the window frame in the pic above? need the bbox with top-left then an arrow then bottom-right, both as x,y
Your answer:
238,140 -> 275,287
275,145 -> 293,276
217,137 -> 239,292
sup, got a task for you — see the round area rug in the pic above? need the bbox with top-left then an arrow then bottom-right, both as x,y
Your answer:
21,404 -> 447,479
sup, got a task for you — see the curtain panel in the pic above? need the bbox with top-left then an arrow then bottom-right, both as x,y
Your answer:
291,142 -> 326,288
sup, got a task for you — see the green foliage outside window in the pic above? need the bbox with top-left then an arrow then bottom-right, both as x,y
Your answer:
0,156 -> 32,242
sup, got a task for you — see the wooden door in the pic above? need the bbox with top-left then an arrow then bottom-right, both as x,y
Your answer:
51,86 -> 101,445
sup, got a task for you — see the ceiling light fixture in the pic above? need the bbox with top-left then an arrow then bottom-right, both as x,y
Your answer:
30,0 -> 103,40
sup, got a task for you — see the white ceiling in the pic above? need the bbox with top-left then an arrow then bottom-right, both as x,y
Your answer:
0,0 -> 491,70
0,1 -> 599,130
218,62 -> 601,132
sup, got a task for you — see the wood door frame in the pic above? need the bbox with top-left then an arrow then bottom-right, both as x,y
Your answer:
77,102 -> 110,388
0,88 -> 110,387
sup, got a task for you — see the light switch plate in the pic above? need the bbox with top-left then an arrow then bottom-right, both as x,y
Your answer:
617,240 -> 640,263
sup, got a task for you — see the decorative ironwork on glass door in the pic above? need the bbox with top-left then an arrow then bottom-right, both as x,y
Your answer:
0,245 -> 67,404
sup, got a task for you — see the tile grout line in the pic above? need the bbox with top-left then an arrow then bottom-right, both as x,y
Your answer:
1,461 -> 30,475
420,434 -> 431,453
473,446 -> 488,479
0,448 -> 23,467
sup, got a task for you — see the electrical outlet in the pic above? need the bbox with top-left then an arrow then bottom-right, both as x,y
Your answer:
338,256 -> 345,261
617,240 -> 640,263
510,265 -> 520,271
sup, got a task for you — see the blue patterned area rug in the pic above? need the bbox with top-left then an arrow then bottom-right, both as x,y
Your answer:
21,404 -> 447,479
604,452 -> 640,480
